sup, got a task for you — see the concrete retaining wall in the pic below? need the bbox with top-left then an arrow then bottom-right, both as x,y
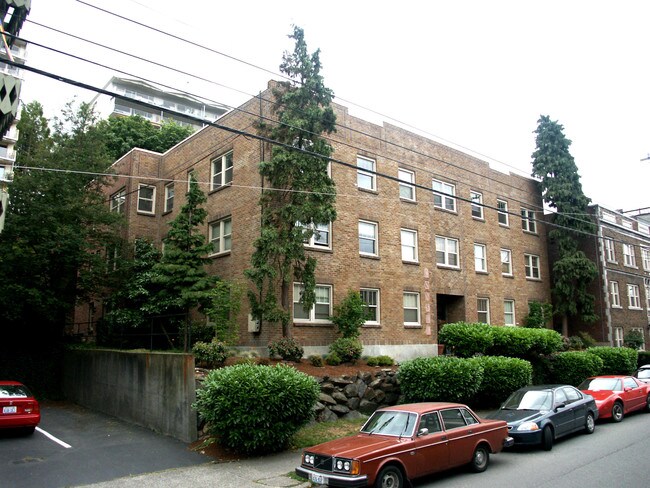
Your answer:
63,349 -> 197,443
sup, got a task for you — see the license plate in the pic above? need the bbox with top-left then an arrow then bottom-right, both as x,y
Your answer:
310,473 -> 326,485
2,406 -> 17,414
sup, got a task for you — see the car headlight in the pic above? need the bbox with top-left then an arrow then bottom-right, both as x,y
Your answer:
333,457 -> 360,475
516,421 -> 540,432
303,453 -> 315,466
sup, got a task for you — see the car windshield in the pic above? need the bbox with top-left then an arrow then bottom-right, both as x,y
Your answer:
503,390 -> 553,411
361,410 -> 417,437
578,377 -> 621,391
0,385 -> 30,398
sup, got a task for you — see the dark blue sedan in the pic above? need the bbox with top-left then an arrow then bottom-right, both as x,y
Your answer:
488,385 -> 598,451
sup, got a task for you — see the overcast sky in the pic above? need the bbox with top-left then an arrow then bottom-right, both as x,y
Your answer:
18,0 -> 650,213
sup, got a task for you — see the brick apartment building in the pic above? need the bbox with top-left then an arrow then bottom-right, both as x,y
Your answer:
81,81 -> 552,361
566,206 -> 650,349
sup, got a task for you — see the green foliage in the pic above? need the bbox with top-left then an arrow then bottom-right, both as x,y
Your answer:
246,26 -> 337,337
586,347 -> 638,375
268,337 -> 304,362
473,356 -> 532,407
366,355 -> 395,367
438,322 -> 493,357
488,327 -> 534,357
398,356 -> 484,403
524,301 -> 553,328
329,337 -> 363,363
308,355 -> 324,367
578,332 -> 597,348
192,339 -> 229,368
548,351 -> 603,386
204,280 -> 244,345
325,352 -> 341,366
330,290 -> 368,339
624,330 -> 644,350
524,328 -> 565,355
565,336 -> 585,350
194,363 -> 319,455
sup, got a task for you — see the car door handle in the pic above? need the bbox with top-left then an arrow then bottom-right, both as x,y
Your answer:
441,436 -> 448,441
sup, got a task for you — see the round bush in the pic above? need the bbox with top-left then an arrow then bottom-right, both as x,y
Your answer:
268,337 -> 304,362
438,322 -> 493,357
527,328 -> 564,355
192,339 -> 228,368
329,337 -> 363,363
325,352 -> 342,366
472,356 -> 532,407
487,327 -> 534,357
398,356 -> 484,403
586,347 -> 638,375
548,351 -> 604,386
194,363 -> 319,455
367,355 -> 395,367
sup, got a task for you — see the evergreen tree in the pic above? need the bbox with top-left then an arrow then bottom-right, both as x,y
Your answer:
531,115 -> 598,335
245,26 -> 337,337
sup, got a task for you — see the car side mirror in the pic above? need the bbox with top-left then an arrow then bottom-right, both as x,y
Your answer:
555,403 -> 566,411
417,428 -> 429,437
624,387 -> 632,392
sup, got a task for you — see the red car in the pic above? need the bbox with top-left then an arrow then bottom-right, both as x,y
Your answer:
296,402 -> 513,488
0,381 -> 40,434
578,375 -> 650,422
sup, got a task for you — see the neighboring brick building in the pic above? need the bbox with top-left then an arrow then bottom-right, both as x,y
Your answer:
569,206 -> 650,349
82,82 -> 551,361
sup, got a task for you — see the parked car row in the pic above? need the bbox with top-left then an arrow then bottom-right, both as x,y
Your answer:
296,369 -> 650,488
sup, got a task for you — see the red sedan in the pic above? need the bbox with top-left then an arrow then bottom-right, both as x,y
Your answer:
578,375 -> 650,422
0,381 -> 40,434
296,402 -> 512,488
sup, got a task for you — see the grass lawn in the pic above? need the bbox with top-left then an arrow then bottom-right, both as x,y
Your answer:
290,417 -> 367,449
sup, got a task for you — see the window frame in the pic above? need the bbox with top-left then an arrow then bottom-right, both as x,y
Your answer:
292,283 -> 332,323
210,150 -> 234,190
627,283 -> 641,309
642,247 -> 650,271
359,220 -> 379,257
610,281 -> 621,308
604,238 -> 616,262
497,199 -> 509,226
403,291 -> 421,327
110,188 -> 126,214
474,243 -> 487,273
137,184 -> 156,214
504,299 -> 516,326
357,156 -> 376,191
209,217 -> 232,256
623,243 -> 637,267
470,191 -> 484,220
361,288 -> 380,325
164,182 -> 174,213
524,254 -> 541,280
614,327 -> 624,347
477,297 -> 490,324
435,236 -> 460,268
401,228 -> 418,263
432,179 -> 456,212
521,207 -> 537,234
501,248 -> 513,276
303,221 -> 331,250
398,168 -> 416,201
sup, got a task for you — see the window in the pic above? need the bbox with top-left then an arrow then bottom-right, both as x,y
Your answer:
164,183 -> 174,213
474,243 -> 487,272
602,211 -> 616,223
293,283 -> 332,322
110,188 -> 125,214
359,220 -> 378,256
504,299 -> 516,325
432,179 -> 456,211
623,244 -> 636,267
642,248 -> 650,271
470,191 -> 483,219
614,327 -> 624,347
525,254 -> 541,279
398,168 -> 415,201
604,238 -> 616,262
477,298 -> 490,324
357,156 -> 376,191
497,199 -> 509,226
209,217 -> 232,255
628,284 -> 641,309
403,292 -> 420,326
361,288 -> 380,324
211,151 -> 233,190
501,249 -> 512,276
610,281 -> 621,307
137,184 -> 155,214
521,208 -> 537,233
401,229 -> 418,262
303,222 -> 331,249
436,236 -> 459,267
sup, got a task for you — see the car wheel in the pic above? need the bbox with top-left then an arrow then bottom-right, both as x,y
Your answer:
584,412 -> 595,434
375,465 -> 404,488
611,401 -> 624,422
541,425 -> 553,451
469,444 -> 490,473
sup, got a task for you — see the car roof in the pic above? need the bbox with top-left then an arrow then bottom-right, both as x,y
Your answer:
516,384 -> 572,391
0,381 -> 24,386
638,364 -> 650,370
379,402 -> 468,414
586,375 -> 629,379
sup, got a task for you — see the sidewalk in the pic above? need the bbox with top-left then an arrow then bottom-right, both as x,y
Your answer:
75,450 -> 310,488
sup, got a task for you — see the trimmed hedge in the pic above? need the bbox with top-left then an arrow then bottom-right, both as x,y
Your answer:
473,356 -> 532,407
438,322 -> 493,357
398,356 -> 484,403
586,347 -> 638,375
548,351 -> 604,386
488,327 -> 533,357
194,363 -> 319,455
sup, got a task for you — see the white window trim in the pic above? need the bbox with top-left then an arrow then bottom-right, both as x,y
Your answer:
209,217 -> 232,256
521,208 -> 537,234
642,247 -> 650,271
436,236 -> 460,268
292,283 -> 332,323
361,288 -> 380,325
398,168 -> 416,202
627,284 -> 642,309
401,228 -> 418,263
470,191 -> 484,220
524,254 -> 541,280
497,199 -> 509,227
359,220 -> 379,257
614,327 -> 624,347
477,297 -> 490,324
504,299 -> 516,326
137,184 -> 156,215
111,188 -> 126,214
474,243 -> 487,273
164,182 -> 174,213
610,281 -> 621,308
303,221 -> 331,250
501,248 -> 513,276
432,179 -> 457,212
403,291 -> 421,327
623,244 -> 637,268
210,151 -> 233,190
357,156 -> 376,191
604,238 -> 616,262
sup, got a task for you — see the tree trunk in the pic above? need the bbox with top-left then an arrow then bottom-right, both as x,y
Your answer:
561,315 -> 569,337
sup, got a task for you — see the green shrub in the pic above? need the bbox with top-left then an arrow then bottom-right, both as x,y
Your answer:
473,356 -> 532,407
625,330 -> 644,350
330,290 -> 369,338
398,356 -> 484,403
548,351 -> 604,386
488,326 -> 533,357
565,336 -> 585,351
194,363 -> 319,455
526,328 -> 565,355
367,355 -> 395,367
438,322 -> 493,357
523,301 -> 553,328
268,337 -> 304,362
587,347 -> 638,375
192,339 -> 229,368
578,332 -> 597,348
329,337 -> 363,363
325,352 -> 342,366
308,355 -> 324,367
